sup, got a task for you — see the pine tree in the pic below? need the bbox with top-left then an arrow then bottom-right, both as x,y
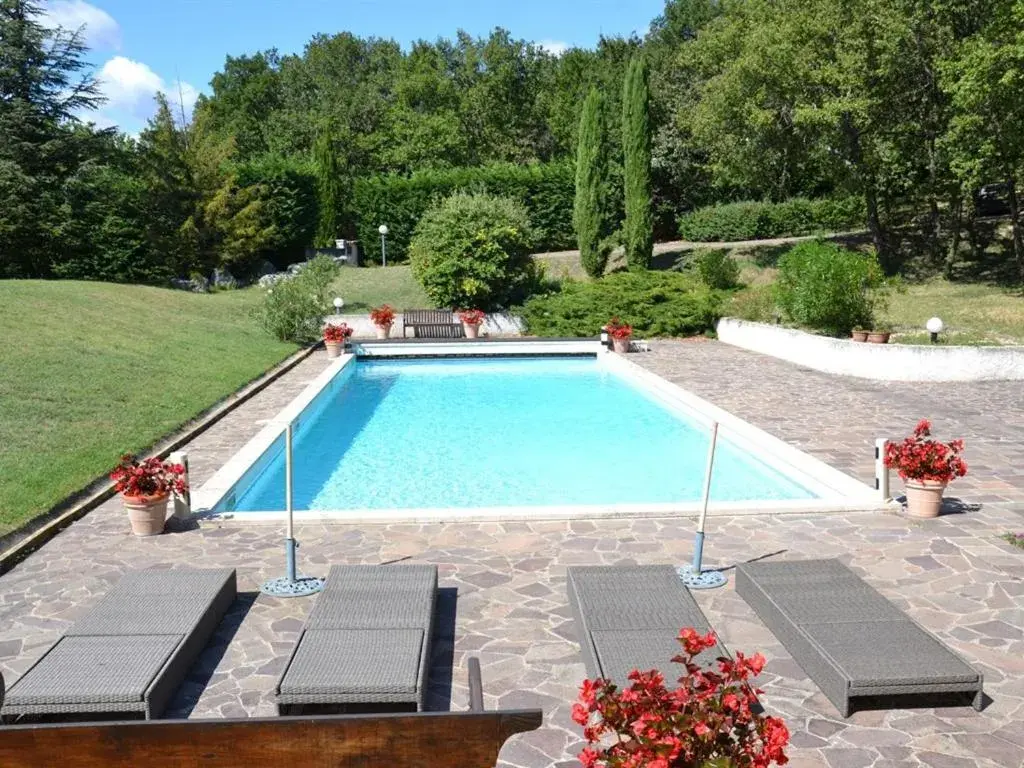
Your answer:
574,87 -> 614,278
0,0 -> 103,277
622,55 -> 653,269
314,125 -> 341,247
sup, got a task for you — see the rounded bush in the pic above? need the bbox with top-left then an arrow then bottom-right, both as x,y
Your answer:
520,270 -> 722,338
409,192 -> 541,310
774,241 -> 883,335
692,249 -> 740,289
251,255 -> 340,342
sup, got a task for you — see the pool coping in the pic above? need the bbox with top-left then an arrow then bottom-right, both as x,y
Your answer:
192,341 -> 888,522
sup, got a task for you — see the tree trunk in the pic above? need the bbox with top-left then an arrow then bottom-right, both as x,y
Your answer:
864,182 -> 889,268
944,192 -> 962,280
1007,176 -> 1024,283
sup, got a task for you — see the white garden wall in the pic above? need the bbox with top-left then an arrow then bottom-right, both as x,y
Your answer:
716,318 -> 1024,381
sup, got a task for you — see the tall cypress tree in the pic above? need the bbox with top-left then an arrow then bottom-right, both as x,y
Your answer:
622,55 -> 653,269
314,125 -> 341,247
574,87 -> 614,277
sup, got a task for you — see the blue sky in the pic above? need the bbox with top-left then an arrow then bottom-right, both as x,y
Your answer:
40,0 -> 665,135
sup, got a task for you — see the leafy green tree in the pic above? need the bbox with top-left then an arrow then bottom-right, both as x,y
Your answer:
137,93 -> 201,277
941,0 -> 1024,281
622,55 -> 654,269
0,0 -> 103,277
575,87 -> 615,277
314,124 -> 342,246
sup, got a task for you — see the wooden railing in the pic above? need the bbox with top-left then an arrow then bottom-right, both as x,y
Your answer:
0,664 -> 542,768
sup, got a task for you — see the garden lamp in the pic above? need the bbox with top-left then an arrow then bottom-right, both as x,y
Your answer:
678,421 -> 728,590
926,316 -> 944,344
333,297 -> 344,314
378,224 -> 389,267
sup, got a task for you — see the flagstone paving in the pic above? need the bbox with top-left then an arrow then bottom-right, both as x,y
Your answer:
1,342 -> 1022,768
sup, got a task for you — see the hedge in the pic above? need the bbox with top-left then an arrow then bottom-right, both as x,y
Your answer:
677,196 -> 865,242
520,270 -> 723,338
353,161 -> 576,263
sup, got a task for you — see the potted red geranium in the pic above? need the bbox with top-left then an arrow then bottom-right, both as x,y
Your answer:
323,322 -> 353,358
885,419 -> 967,518
606,318 -> 633,354
370,304 -> 396,339
458,309 -> 486,339
574,627 -> 790,768
110,454 -> 188,537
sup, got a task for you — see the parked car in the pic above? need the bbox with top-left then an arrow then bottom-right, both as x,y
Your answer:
973,182 -> 1012,217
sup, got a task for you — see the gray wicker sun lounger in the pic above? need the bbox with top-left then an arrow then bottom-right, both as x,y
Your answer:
402,309 -> 465,338
736,558 -> 983,716
567,565 -> 729,686
1,567 -> 236,720
275,564 -> 437,713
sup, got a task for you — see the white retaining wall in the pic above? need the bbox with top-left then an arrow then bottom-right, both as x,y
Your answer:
716,318 -> 1024,381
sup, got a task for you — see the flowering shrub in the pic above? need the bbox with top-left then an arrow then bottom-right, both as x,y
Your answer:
323,323 -> 353,342
606,317 -> 633,340
574,628 -> 790,768
370,304 -> 396,327
1001,532 -> 1024,550
110,454 -> 187,499
458,309 -> 486,326
884,419 -> 967,484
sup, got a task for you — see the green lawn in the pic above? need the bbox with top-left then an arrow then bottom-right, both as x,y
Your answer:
0,281 -> 296,536
879,280 -> 1024,345
330,265 -> 432,311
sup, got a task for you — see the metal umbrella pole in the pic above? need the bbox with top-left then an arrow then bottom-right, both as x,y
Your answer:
678,421 -> 727,590
260,423 -> 324,597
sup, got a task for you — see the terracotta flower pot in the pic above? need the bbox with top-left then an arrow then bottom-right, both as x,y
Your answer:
612,336 -> 631,354
463,322 -> 480,339
867,331 -> 891,344
851,330 -> 868,342
904,479 -> 946,518
122,492 -> 170,536
325,340 -> 342,358
375,323 -> 392,340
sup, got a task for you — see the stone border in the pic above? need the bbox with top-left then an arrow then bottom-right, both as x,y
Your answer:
717,317 -> 1024,381
0,343 -> 319,575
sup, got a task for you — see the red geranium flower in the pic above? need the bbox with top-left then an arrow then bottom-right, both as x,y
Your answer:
884,419 -> 968,483
606,317 -> 633,340
574,627 -> 790,768
370,304 -> 396,327
110,454 -> 188,498
323,323 -> 353,342
458,309 -> 486,326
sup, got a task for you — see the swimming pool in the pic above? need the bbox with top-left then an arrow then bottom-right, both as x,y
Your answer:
195,344 -> 879,520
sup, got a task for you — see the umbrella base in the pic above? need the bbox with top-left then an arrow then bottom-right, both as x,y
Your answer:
260,575 -> 324,597
676,563 -> 728,590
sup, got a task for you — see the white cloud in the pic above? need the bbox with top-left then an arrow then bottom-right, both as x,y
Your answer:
94,56 -> 198,129
538,39 -> 569,56
41,0 -> 121,50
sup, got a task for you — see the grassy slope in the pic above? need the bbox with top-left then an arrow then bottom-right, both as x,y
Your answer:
0,281 -> 296,535
880,280 -> 1024,345
330,265 -> 432,311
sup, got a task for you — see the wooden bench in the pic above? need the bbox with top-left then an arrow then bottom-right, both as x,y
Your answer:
0,659 -> 542,768
402,309 -> 465,339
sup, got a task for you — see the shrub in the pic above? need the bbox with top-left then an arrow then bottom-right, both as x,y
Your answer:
678,197 -> 864,242
408,192 -> 540,310
728,285 -> 776,322
352,161 -> 575,263
520,270 -> 722,338
692,249 -> 740,289
252,255 -> 341,343
774,241 -> 884,335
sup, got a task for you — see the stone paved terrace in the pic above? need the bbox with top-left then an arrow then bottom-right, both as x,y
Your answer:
1,341 -> 1022,768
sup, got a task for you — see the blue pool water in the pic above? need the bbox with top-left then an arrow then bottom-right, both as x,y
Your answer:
230,357 -> 815,512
